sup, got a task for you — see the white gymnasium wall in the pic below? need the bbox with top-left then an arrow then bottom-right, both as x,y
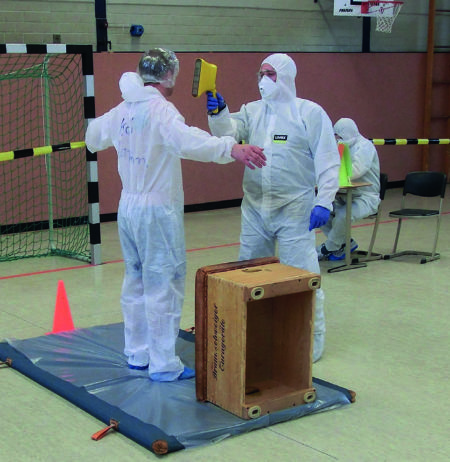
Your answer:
0,1 -> 448,53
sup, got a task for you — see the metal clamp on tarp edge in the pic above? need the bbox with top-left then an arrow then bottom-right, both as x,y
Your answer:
91,418 -> 119,441
0,358 -> 13,367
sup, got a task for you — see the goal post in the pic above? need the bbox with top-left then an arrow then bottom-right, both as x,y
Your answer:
0,44 -> 101,265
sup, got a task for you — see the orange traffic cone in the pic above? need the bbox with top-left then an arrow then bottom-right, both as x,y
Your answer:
46,280 -> 75,335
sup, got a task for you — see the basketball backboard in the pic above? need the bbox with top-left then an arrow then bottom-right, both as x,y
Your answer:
334,0 -> 398,17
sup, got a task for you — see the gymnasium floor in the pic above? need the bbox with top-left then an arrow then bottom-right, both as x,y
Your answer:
1,186 -> 449,462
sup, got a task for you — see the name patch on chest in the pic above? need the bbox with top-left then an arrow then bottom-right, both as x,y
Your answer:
273,134 -> 288,144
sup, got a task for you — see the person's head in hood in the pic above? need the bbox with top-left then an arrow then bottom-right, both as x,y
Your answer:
333,118 -> 361,147
258,53 -> 297,103
137,47 -> 179,96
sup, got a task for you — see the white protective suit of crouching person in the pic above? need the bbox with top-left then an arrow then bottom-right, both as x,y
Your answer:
207,53 -> 341,362
85,48 -> 266,381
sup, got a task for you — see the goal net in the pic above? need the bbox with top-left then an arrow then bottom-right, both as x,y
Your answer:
0,44 -> 101,264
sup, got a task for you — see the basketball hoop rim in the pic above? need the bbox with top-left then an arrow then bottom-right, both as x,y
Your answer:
361,1 -> 404,17
370,0 -> 404,32
363,1 -> 403,4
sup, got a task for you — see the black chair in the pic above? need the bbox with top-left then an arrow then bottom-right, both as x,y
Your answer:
384,171 -> 447,264
353,172 -> 388,263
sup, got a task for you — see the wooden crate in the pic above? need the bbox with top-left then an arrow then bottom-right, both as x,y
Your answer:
195,258 -> 321,420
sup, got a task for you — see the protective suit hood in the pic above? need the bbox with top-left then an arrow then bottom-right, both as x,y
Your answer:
333,118 -> 361,146
119,72 -> 155,103
261,53 -> 297,103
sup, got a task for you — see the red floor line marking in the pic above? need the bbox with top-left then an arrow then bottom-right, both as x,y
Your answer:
0,259 -> 126,280
347,218 -> 399,229
2,212 -> 448,280
187,242 -> 239,252
0,264 -> 93,280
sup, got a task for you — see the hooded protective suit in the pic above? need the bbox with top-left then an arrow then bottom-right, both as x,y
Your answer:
321,118 -> 380,251
86,71 -> 236,380
208,53 -> 341,361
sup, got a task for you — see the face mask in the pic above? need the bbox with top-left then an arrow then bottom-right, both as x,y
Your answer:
258,76 -> 278,100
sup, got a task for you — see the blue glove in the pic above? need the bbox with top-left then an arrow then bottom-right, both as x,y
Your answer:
309,206 -> 330,231
206,91 -> 226,115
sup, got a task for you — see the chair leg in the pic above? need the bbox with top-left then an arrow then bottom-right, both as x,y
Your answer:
431,214 -> 442,258
420,253 -> 441,264
383,217 -> 403,260
352,214 -> 383,263
418,215 -> 443,263
384,214 -> 443,264
366,215 -> 380,258
392,218 -> 402,253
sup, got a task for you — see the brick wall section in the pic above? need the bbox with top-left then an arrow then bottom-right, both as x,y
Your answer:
0,1 -> 95,46
0,0 -> 441,53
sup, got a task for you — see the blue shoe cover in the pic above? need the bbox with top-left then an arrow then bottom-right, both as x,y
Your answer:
179,366 -> 195,380
150,371 -> 179,382
128,363 -> 149,370
150,367 -> 195,382
328,239 -> 358,261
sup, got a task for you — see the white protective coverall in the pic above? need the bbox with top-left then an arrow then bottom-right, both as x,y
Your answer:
85,72 -> 236,380
208,54 -> 340,361
321,118 -> 380,251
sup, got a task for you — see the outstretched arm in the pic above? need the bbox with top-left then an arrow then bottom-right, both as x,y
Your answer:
231,144 -> 266,170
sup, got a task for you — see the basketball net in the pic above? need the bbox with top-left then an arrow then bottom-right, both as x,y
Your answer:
362,1 -> 404,33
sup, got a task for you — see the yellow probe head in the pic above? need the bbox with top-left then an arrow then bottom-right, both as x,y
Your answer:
192,58 -> 217,98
